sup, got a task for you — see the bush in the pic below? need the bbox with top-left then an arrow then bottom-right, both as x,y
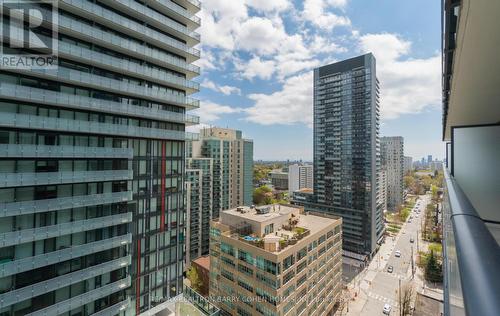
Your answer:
425,250 -> 443,283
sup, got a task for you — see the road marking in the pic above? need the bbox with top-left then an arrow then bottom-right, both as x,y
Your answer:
367,291 -> 399,306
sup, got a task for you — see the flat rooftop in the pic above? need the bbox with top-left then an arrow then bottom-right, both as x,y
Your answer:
221,204 -> 298,223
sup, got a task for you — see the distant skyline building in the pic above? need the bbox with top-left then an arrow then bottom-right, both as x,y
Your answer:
288,164 -> 313,196
381,137 -> 404,211
293,54 -> 383,258
0,1 -> 201,315
210,204 -> 343,316
270,171 -> 289,190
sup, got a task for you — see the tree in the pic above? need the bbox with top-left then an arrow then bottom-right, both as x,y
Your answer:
253,185 -> 275,205
399,282 -> 415,316
404,175 -> 415,190
187,266 -> 203,294
425,250 -> 442,283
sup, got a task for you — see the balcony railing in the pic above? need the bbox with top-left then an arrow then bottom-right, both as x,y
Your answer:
0,83 -> 200,122
0,233 -> 132,278
0,112 -> 192,141
183,285 -> 220,316
0,256 -> 131,309
153,0 -> 201,25
26,278 -> 131,316
0,212 -> 132,247
0,191 -> 132,218
442,167 -> 500,316
0,143 -> 133,159
0,168 -> 133,188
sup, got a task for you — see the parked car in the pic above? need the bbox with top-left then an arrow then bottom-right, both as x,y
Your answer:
383,304 -> 392,314
395,250 -> 401,257
387,265 -> 394,273
410,237 -> 414,243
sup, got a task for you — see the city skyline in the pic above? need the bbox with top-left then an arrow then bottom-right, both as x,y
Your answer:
192,0 -> 443,161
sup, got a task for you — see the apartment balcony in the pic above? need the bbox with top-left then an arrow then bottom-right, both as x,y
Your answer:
0,143 -> 133,159
93,0 -> 200,46
26,279 -> 130,316
90,298 -> 131,316
55,41 -> 199,93
0,233 -> 132,278
0,83 -> 200,124
0,191 -> 132,218
149,0 -> 201,29
442,167 -> 500,316
0,113 -> 193,141
0,256 -> 131,309
7,67 -> 199,108
0,212 -> 132,247
58,14 -> 200,64
0,168 -> 132,188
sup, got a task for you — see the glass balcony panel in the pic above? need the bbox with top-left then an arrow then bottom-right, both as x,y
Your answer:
0,113 -> 190,141
0,83 -> 199,121
26,280 -> 131,316
87,298 -> 131,316
0,143 -> 132,159
0,234 -> 132,278
0,168 -> 132,188
0,191 -> 132,218
152,0 -> 201,25
0,213 -> 132,247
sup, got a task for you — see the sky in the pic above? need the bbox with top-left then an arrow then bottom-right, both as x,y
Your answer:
189,0 -> 445,161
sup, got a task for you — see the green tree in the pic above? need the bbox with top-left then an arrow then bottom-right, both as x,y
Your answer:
253,185 -> 275,205
404,175 -> 415,189
425,250 -> 442,283
187,266 -> 203,293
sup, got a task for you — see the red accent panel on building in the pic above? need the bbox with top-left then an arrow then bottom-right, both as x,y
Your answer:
160,141 -> 166,232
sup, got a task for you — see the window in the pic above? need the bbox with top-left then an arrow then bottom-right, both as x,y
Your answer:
256,257 -> 280,275
238,264 -> 253,277
282,254 -> 295,271
283,270 -> 295,285
221,242 -> 235,256
221,268 -> 234,281
220,256 -> 235,268
296,247 -> 307,261
296,260 -> 307,273
238,278 -> 253,293
264,223 -> 274,235
238,249 -> 255,265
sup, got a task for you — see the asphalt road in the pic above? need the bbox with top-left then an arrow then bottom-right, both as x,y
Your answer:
359,194 -> 430,315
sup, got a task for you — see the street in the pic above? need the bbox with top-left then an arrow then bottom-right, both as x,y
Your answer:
342,194 -> 431,315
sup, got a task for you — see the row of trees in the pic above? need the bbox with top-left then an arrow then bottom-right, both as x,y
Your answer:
404,170 -> 444,195
253,185 -> 287,205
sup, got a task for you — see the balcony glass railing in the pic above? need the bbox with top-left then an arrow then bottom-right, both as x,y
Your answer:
0,191 -> 132,218
16,66 -> 199,108
57,41 -> 199,92
0,143 -> 133,159
0,234 -> 132,278
0,83 -> 200,122
26,279 -> 131,316
58,14 -> 199,58
183,285 -> 220,316
154,0 -> 201,25
443,168 -> 500,316
0,256 -> 131,309
0,168 -> 132,188
0,212 -> 132,248
0,112 -> 192,141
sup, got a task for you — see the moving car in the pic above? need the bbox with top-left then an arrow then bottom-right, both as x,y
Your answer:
387,265 -> 393,273
383,304 -> 392,314
395,250 -> 401,257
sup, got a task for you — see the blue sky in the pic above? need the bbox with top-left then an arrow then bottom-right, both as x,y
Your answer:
190,0 -> 444,161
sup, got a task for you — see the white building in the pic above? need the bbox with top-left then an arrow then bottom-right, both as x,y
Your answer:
381,137 -> 404,211
404,156 -> 413,174
288,164 -> 313,196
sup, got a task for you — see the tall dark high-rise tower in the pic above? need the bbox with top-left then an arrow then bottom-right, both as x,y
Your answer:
294,54 -> 383,258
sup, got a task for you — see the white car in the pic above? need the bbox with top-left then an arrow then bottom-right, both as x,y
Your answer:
395,250 -> 401,258
383,304 -> 392,314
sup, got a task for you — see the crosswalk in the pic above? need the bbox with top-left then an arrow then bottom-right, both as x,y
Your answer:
384,272 -> 409,281
367,291 -> 399,307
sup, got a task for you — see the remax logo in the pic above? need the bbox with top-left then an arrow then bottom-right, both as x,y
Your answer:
0,0 -> 58,69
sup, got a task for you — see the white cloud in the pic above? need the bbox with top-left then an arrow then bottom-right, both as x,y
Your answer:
309,35 -> 347,54
201,79 -> 241,95
246,0 -> 290,12
302,0 -> 351,31
192,101 -> 243,122
235,56 -> 276,80
186,122 -> 212,134
358,33 -> 441,119
245,72 -> 313,125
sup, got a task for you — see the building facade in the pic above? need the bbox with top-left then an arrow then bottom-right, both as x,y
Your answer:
380,137 -> 404,211
270,171 -> 288,191
403,156 -> 413,175
288,164 -> 313,196
442,0 -> 500,315
0,0 -> 200,315
186,158 -> 214,263
189,127 -> 253,218
377,168 -> 388,212
294,54 -> 383,258
210,204 -> 343,316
